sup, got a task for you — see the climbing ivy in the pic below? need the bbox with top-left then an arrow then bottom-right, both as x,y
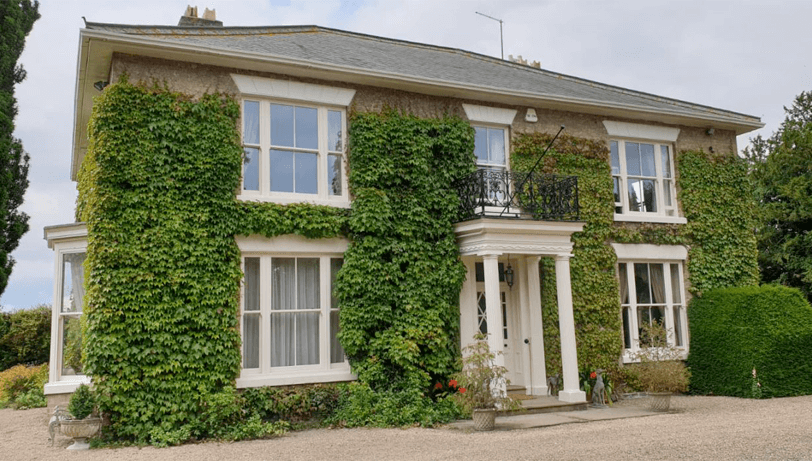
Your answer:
513,134 -> 759,376
77,79 -> 349,442
335,110 -> 475,399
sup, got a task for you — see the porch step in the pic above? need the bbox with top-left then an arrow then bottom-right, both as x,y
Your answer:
500,395 -> 588,416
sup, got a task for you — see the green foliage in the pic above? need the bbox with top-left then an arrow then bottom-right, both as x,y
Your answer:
513,133 -> 622,373
68,383 -> 96,419
0,304 -> 50,369
335,110 -> 475,399
0,0 -> 39,297
77,79 -> 244,441
744,91 -> 812,303
688,285 -> 812,398
326,381 -> 462,427
0,362 -> 47,409
678,150 -> 759,294
631,321 -> 690,393
242,384 -> 342,424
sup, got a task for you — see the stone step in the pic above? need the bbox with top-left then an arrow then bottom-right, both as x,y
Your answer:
499,395 -> 588,416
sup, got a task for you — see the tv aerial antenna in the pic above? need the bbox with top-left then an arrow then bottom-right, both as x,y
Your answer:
475,11 -> 504,60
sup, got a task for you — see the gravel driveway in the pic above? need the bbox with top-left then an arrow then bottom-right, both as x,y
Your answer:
3,395 -> 811,460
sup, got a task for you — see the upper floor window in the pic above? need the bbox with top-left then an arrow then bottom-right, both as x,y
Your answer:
242,101 -> 345,200
474,126 -> 507,171
232,75 -> 356,206
611,140 -> 676,217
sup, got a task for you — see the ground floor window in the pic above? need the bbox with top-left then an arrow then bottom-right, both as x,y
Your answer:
240,255 -> 345,377
619,261 -> 687,360
59,252 -> 86,377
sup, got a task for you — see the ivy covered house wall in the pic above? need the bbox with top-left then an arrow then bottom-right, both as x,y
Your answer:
46,20 -> 765,437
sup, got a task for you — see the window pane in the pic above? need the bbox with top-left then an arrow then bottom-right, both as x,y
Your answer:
243,101 -> 260,145
663,179 -> 673,207
613,177 -> 621,205
476,292 -> 488,335
328,154 -> 342,196
661,145 -> 672,178
610,140 -> 620,175
272,258 -> 295,311
270,149 -> 294,192
62,253 -> 86,313
474,127 -> 488,163
634,263 -> 651,304
296,312 -> 320,365
61,316 -> 83,375
488,128 -> 506,166
673,306 -> 684,347
641,143 -> 656,177
618,263 -> 629,305
271,104 -> 294,147
243,314 -> 259,369
625,142 -> 641,176
330,258 -> 344,364
670,264 -> 682,304
295,107 -> 318,150
627,179 -> 642,212
328,110 -> 342,152
297,258 -> 320,311
295,152 -> 318,194
622,306 -> 632,349
650,263 -> 665,304
271,312 -> 320,367
243,147 -> 259,191
244,258 -> 260,311
642,179 -> 657,212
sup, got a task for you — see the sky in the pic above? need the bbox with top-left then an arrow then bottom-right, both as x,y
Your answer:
2,0 -> 811,311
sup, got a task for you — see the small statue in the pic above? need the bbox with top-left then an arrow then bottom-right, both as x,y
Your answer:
547,373 -> 561,396
591,369 -> 607,408
48,405 -> 70,446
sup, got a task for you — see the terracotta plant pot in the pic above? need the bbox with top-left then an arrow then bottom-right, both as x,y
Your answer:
647,392 -> 672,412
60,417 -> 102,450
472,408 -> 497,431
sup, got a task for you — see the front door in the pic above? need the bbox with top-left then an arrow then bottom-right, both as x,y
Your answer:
476,282 -> 523,386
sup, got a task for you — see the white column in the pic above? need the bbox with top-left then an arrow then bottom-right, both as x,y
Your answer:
518,257 -> 532,394
482,254 -> 504,369
526,256 -> 548,396
555,254 -> 586,403
459,257 -> 477,352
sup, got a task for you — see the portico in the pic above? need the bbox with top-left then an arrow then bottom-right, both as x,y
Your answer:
455,218 -> 586,403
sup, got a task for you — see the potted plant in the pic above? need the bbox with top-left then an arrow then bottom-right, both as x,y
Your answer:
632,321 -> 690,411
454,333 -> 519,431
59,383 -> 101,450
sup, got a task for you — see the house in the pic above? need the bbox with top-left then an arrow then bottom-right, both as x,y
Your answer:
43,7 -> 763,410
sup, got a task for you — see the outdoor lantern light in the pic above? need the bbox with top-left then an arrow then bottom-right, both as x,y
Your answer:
93,81 -> 109,91
504,263 -> 515,288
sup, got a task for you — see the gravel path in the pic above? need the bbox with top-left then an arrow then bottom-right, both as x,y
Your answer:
3,395 -> 811,460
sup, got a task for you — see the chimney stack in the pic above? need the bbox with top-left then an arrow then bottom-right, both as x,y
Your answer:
178,5 -> 223,27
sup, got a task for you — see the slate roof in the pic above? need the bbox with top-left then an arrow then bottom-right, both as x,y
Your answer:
84,22 -> 761,128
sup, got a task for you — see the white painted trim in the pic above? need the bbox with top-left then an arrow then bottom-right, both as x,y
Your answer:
236,234 -> 349,254
236,195 -> 351,208
611,243 -> 688,261
603,120 -> 680,142
231,74 -> 356,106
613,213 -> 687,224
463,104 -> 517,125
44,223 -> 88,249
237,369 -> 355,389
44,376 -> 91,396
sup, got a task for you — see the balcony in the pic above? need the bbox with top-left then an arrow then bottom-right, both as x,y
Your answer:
455,169 -> 580,222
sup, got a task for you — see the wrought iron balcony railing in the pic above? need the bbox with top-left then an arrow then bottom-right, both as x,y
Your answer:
455,169 -> 580,222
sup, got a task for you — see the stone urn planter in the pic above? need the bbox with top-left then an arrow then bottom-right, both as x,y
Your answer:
647,392 -> 672,412
60,417 -> 102,450
472,408 -> 496,431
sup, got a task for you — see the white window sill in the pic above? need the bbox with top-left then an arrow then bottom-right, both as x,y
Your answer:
614,213 -> 687,225
44,376 -> 91,395
236,368 -> 356,389
622,348 -> 688,364
237,194 -> 351,209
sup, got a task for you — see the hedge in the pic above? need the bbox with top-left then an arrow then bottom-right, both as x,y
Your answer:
688,285 -> 812,398
0,305 -> 50,370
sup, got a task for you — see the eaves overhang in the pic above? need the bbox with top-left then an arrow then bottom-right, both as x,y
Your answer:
71,29 -> 765,181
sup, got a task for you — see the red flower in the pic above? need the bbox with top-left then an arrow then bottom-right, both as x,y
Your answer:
434,382 -> 443,390
590,372 -> 597,379
449,379 -> 458,389
459,387 -> 467,394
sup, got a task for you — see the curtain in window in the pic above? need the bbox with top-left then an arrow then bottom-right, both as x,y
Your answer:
618,263 -> 629,304
271,258 -> 320,367
272,258 -> 295,367
64,253 -> 86,313
650,263 -> 666,304
297,259 -> 320,366
243,258 -> 260,369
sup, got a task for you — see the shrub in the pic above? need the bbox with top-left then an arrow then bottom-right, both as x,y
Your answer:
0,305 -> 51,369
242,384 -> 342,424
68,383 -> 96,419
631,321 -> 690,394
688,285 -> 812,398
0,363 -> 48,409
